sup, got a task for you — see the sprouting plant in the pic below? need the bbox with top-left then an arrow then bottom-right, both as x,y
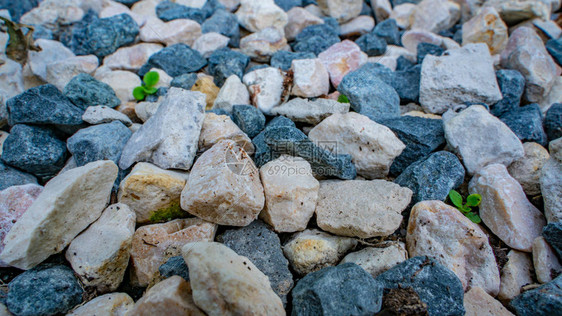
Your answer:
133,71 -> 160,101
448,189 -> 482,224
337,94 -> 350,103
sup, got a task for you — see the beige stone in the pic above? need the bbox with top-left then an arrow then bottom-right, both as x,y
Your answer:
182,241 -> 285,315
484,0 -> 551,24
94,68 -> 142,104
407,200 -> 501,295
140,17 -> 201,46
243,67 -> 286,115
103,43 -> 163,72
401,29 -> 459,55
131,0 -> 160,18
45,55 -> 98,90
213,75 -> 250,112
533,236 -> 562,283
410,0 -> 461,33
539,76 -> 562,114
240,27 -> 288,62
340,16 -> 375,37
317,0 -> 363,23
199,113 -> 254,154
20,0 -> 88,27
340,242 -> 408,278
284,7 -> 324,41
270,98 -> 349,125
464,287 -> 514,316
68,293 -> 134,316
390,3 -> 416,29
372,0 -> 392,23
100,1 -> 146,26
498,250 -> 534,302
290,58 -> 330,98
462,6 -> 508,55
235,0 -> 288,33
130,218 -> 217,286
191,75 -> 220,110
192,32 -> 229,58
507,142 -> 550,196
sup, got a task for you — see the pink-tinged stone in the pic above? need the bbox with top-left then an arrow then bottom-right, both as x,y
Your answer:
318,40 -> 368,88
0,184 -> 42,267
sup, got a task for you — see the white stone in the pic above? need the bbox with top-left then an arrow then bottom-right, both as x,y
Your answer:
119,88 -> 206,170
20,0 -> 89,27
131,0 -> 160,18
539,76 -> 562,114
180,140 -> 265,226
140,17 -> 201,46
0,131 -> 7,156
484,0 -> 551,24
46,55 -> 99,90
372,0 -> 392,23
463,287 -> 515,316
259,155 -> 319,233
240,27 -> 288,62
0,59 -> 24,100
284,7 -> 324,41
532,18 -> 562,40
135,101 -> 160,122
28,39 -> 75,82
309,112 -> 405,179
340,16 -> 375,37
390,3 -> 416,29
411,0 -> 461,33
68,293 -> 134,316
507,142 -> 550,196
317,0 -> 363,23
498,250 -> 534,302
407,200 -> 501,295
66,203 -> 135,292
315,180 -> 412,238
235,0 -> 288,33
175,0 -> 207,8
270,97 -> 350,125
469,164 -> 546,252
420,44 -> 502,114
0,161 -> 118,270
213,75 -> 249,112
462,6 -> 508,55
199,113 -> 254,154
443,105 -> 524,175
100,0 -> 147,26
340,242 -> 408,278
243,67 -> 285,115
103,43 -> 163,72
533,236 -> 562,283
192,32 -> 229,58
82,106 -> 132,126
305,4 -> 324,17
540,155 -> 562,223
283,229 -> 358,275
290,58 -> 330,98
94,68 -> 142,104
183,242 -> 285,315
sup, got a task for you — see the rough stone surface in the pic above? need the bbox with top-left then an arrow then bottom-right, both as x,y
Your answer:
235,0 -> 288,32
500,104 -> 548,147
291,58 -> 330,98
491,69 -> 526,117
340,242 -> 408,278
270,98 -> 349,125
140,17 -> 201,46
159,256 -> 190,281
410,0 -> 461,34
67,293 -> 134,316
540,154 -> 562,223
284,7 -> 324,41
243,67 -> 286,115
317,0 -> 363,23
94,68 -> 142,104
498,250 -> 534,302
469,164 -> 546,252
533,236 -> 562,284
545,104 -> 562,141
271,51 -> 317,71
463,287 -> 514,316
138,43 -> 207,78
45,55 -> 99,91
208,48 -> 250,87
63,73 -> 121,110
231,104 -> 266,138
191,75 -> 220,110
507,142 -> 550,196
199,113 -> 254,154
340,15 -> 374,37
0,163 -> 37,191
461,6 -> 507,55
28,39 -> 75,82
240,27 -> 288,62
293,23 -> 341,55
82,105 -> 133,127
510,274 -> 562,316
318,40 -> 368,88
192,32 -> 230,58
103,43 -> 164,72
213,75 -> 250,112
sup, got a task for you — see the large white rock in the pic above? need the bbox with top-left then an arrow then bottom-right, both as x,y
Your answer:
28,39 -> 75,82
540,141 -> 562,223
243,67 -> 285,115
533,236 -> 562,284
45,55 -> 99,90
498,250 -> 534,302
469,164 -> 546,252
0,160 -> 118,270
240,27 -> 288,62
410,0 -> 461,33
407,200 -> 500,296
340,242 -> 408,278
140,17 -> 201,46
68,293 -> 134,316
235,0 -> 288,33
317,0 -> 363,23
507,142 -> 550,196
443,105 -> 524,175
119,88 -> 205,170
213,75 -> 250,112
102,43 -> 163,72
199,113 -> 254,154
315,180 -> 412,238
182,241 -> 285,315
284,7 -> 324,41
66,203 -> 136,292
420,43 -> 502,114
290,58 -> 330,98
462,6 -> 508,55
192,32 -> 230,58
270,97 -> 349,125
308,112 -> 405,179
180,140 -> 265,226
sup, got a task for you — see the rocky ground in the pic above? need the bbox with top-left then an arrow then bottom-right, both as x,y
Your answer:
0,0 -> 561,315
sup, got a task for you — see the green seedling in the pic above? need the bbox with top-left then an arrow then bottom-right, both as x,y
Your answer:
133,71 -> 160,101
337,94 -> 350,103
448,189 -> 482,224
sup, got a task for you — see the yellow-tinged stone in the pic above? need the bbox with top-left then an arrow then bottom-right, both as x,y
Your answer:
462,6 -> 508,55
191,76 -> 220,110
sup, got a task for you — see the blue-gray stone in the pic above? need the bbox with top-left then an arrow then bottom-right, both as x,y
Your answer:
115,0 -> 140,5
1,125 -> 67,178
144,87 -> 168,103
491,69 -> 526,117
380,116 -> 445,176
292,263 -> 383,316
396,56 -> 416,71
231,105 -> 266,138
395,151 -> 465,204
417,42 -> 444,64
264,126 -> 357,179
218,220 -> 293,304
275,0 -> 302,11
156,0 -> 205,23
0,0 -> 40,22
200,0 -> 225,19
139,43 -> 207,78
207,108 -> 232,118
360,1 -> 372,16
322,17 -> 340,35
0,162 -> 37,191
252,116 -> 296,167
543,223 -> 562,261
356,33 -> 387,56
293,24 -> 340,56
545,103 -> 562,142
271,51 -> 316,71
302,0 -> 317,5
338,63 -> 400,122
500,104 -> 547,146
171,73 -> 198,90
373,19 -> 401,45
546,37 -> 562,66
202,9 -> 240,47
63,74 -> 121,110
510,274 -> 562,316
208,48 -> 250,87
159,256 -> 189,281
368,63 -> 421,103
375,256 -> 465,316
7,84 -> 84,129
391,0 -> 422,5
31,24 -> 54,41
6,264 -> 83,316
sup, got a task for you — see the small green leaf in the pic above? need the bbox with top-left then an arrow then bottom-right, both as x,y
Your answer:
143,71 -> 160,88
465,212 -> 482,224
448,190 -> 464,209
460,206 -> 472,213
466,194 -> 482,207
142,86 -> 158,95
337,94 -> 350,103
133,86 -> 146,101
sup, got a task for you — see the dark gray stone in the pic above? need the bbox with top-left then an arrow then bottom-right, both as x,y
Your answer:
547,37 -> 562,66
7,84 -> 84,129
139,43 -> 207,78
375,256 -> 465,316
207,108 -> 232,118
380,116 -> 445,176
218,220 -> 294,304
500,104 -> 548,146
292,263 -> 383,316
159,256 -> 189,281
275,0 -> 302,11
156,0 -> 205,23
252,116 -> 296,167
396,56 -> 416,71
369,63 -> 421,103
271,51 -> 316,71
338,63 -> 400,122
360,1 -> 372,16
1,125 -> 67,178
208,48 -> 250,87
114,0 -> 140,5
201,9 -> 240,47
417,42 -> 444,64
395,151 -> 465,204
543,223 -> 562,261
510,274 -> 562,316
293,24 -> 341,56
144,87 -> 168,103
356,33 -> 387,56
231,105 -> 266,138
390,0 -> 422,6
0,0 -> 40,22
6,264 -> 83,316
63,73 -> 121,110
0,162 -> 37,191
171,73 -> 198,90
200,0 -> 225,19
545,103 -> 562,142
373,19 -> 401,45
491,69 -> 526,117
